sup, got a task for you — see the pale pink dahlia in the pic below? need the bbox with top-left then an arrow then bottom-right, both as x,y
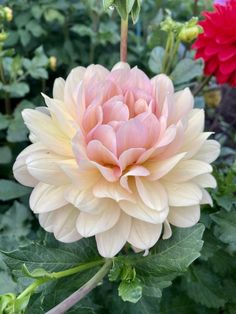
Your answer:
13,63 -> 220,257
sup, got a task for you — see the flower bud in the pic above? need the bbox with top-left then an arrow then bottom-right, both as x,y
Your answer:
0,32 -> 8,42
179,25 -> 203,43
49,56 -> 57,71
4,7 -> 13,22
204,89 -> 222,108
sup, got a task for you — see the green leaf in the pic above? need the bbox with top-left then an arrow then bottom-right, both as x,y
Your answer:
134,224 -> 205,277
0,180 -> 30,201
7,116 -> 28,142
126,0 -> 136,14
131,0 -> 141,23
118,278 -> 142,303
0,201 -> 31,238
44,9 -> 65,24
19,29 -> 31,47
0,113 -> 10,131
0,146 -> 12,164
211,210 -> 236,248
103,0 -> 115,10
5,82 -> 30,98
22,264 -> 53,279
171,58 -> 203,85
148,46 -> 165,74
1,236 -> 100,274
182,265 -> 226,309
115,0 -> 128,20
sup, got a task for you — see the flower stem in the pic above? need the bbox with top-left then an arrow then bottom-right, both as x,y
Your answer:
120,18 -> 128,62
45,259 -> 113,314
193,75 -> 212,96
16,259 -> 104,304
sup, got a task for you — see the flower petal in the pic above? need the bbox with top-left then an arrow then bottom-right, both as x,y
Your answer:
164,160 -> 212,182
30,183 -> 68,213
13,143 -> 45,187
76,202 -> 120,237
53,77 -> 65,101
194,139 -> 220,163
93,178 -> 135,202
162,181 -> 203,207
95,212 -> 131,257
128,219 -> 162,250
119,197 -> 168,224
135,178 -> 168,211
192,173 -> 217,188
26,150 -> 69,186
39,205 -> 82,243
22,109 -> 73,157
168,205 -> 200,227
147,152 -> 186,181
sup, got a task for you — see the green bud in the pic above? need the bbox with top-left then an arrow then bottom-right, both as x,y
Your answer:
0,293 -> 16,313
161,16 -> 182,33
4,7 -> 13,22
0,32 -> 8,42
179,25 -> 203,42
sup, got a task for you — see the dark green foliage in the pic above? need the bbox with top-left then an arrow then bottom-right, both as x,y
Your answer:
0,0 -> 235,313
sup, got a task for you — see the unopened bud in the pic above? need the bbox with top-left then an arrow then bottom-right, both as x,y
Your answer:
49,56 -> 57,71
179,25 -> 203,42
4,7 -> 13,22
0,32 -> 8,42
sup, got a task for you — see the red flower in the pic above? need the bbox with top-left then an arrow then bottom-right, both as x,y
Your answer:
192,1 -> 236,86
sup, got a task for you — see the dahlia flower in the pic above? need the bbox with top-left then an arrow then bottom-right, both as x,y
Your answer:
193,1 -> 236,86
13,62 -> 220,257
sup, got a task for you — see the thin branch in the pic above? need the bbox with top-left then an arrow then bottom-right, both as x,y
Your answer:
120,18 -> 128,62
45,259 -> 112,314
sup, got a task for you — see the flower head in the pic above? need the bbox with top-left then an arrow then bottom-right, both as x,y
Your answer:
13,62 -> 220,257
192,1 -> 236,86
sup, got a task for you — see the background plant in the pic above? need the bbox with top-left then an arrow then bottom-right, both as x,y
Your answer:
0,0 -> 235,313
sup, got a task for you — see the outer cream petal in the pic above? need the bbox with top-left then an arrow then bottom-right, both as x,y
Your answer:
30,183 -> 68,213
147,152 -> 186,181
128,219 -> 162,250
180,132 -> 213,159
65,186 -> 102,214
200,189 -> 213,206
64,66 -> 86,118
184,109 -> 205,142
13,143 -> 46,187
22,109 -> 73,157
93,178 -> 135,202
135,178 -> 168,211
163,160 -> 212,182
192,173 -> 217,188
53,77 -> 65,101
95,212 -> 131,257
168,205 -> 200,227
162,220 -> 172,239
112,62 -> 130,71
194,139 -> 220,163
59,159 -> 100,189
119,198 -> 168,224
39,205 -> 82,243
26,151 -> 69,186
162,181 -> 202,207
42,94 -> 77,138
76,202 -> 120,237
151,74 -> 174,114
170,88 -> 194,123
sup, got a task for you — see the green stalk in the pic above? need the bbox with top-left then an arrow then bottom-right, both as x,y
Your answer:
162,32 -> 174,74
45,259 -> 113,314
120,18 -> 128,62
16,259 -> 104,304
